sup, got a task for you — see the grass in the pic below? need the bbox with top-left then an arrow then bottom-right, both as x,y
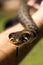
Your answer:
0,10 -> 43,65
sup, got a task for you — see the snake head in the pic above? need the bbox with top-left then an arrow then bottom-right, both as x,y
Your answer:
8,30 -> 31,46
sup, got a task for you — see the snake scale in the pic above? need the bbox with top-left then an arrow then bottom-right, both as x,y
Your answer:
9,0 -> 42,46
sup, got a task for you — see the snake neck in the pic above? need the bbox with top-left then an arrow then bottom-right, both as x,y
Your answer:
18,3 -> 38,33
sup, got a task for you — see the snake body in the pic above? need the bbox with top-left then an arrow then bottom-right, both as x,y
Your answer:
18,1 -> 38,35
9,0 -> 42,46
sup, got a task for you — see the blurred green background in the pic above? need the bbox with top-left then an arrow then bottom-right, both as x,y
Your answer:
0,0 -> 43,65
0,10 -> 17,32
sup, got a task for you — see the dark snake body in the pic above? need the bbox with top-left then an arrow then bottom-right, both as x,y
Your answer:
17,0 -> 39,43
18,0 -> 42,33
18,1 -> 36,32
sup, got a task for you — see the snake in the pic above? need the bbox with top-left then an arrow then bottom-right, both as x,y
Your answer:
9,0 -> 42,46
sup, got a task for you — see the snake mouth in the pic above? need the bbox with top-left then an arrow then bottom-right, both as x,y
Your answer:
8,30 -> 31,46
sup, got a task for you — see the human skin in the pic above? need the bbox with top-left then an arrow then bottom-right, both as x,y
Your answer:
0,1 -> 43,65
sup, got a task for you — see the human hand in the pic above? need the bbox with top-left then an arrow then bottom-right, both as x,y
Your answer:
27,0 -> 41,9
27,0 -> 43,27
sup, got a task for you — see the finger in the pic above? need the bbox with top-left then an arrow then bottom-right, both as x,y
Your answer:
27,0 -> 40,9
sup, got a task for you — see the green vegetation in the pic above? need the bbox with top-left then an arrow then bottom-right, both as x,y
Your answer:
0,10 -> 17,32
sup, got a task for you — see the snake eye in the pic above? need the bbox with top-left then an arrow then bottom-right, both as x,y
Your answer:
9,33 -> 15,39
22,33 -> 30,39
19,32 -> 31,43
